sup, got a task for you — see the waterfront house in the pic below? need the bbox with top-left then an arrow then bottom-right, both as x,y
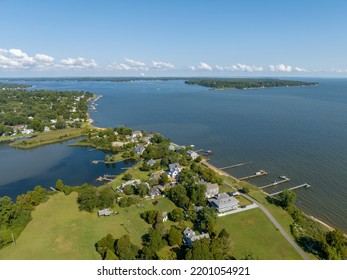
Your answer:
183,227 -> 209,247
168,163 -> 182,179
98,208 -> 112,217
169,143 -> 175,151
43,126 -> 51,132
204,182 -> 219,198
134,144 -> 145,155
131,130 -> 143,138
208,193 -> 239,213
187,150 -> 199,160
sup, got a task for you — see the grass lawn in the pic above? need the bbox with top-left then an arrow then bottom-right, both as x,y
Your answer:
0,192 -> 176,260
10,128 -> 85,149
108,160 -> 150,190
221,175 -> 295,237
217,208 -> 302,260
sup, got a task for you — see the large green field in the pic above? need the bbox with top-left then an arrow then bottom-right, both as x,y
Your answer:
217,208 -> 302,260
0,192 -> 176,260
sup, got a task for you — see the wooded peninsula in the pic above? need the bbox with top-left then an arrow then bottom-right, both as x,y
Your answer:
185,78 -> 318,89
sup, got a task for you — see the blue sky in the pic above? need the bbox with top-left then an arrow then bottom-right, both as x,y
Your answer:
1,0 -> 347,77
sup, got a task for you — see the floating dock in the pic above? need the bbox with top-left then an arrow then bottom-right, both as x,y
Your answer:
239,170 -> 268,180
269,183 -> 311,196
260,176 -> 290,189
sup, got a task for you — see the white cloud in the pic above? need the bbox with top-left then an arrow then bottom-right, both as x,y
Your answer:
197,62 -> 213,71
223,63 -> 263,72
332,68 -> 347,73
188,66 -> 196,71
0,48 -> 37,69
215,65 -> 224,71
34,54 -> 55,64
269,64 -> 292,72
60,57 -> 98,69
152,61 -> 175,70
108,58 -> 148,71
124,58 -> 146,68
294,67 -> 308,72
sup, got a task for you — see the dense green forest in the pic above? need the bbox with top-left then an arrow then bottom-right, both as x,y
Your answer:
0,87 -> 93,136
185,78 -> 318,89
0,82 -> 30,90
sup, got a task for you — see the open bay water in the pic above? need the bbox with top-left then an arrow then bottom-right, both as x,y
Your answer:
1,78 -> 346,231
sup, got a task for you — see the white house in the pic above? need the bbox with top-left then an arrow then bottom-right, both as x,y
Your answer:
183,227 -> 209,247
208,193 -> 239,213
204,182 -> 219,198
187,150 -> 199,160
168,163 -> 181,179
134,144 -> 145,155
131,130 -> 143,138
98,208 -> 112,217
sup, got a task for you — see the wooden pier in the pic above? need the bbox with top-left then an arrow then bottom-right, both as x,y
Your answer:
220,162 -> 250,170
96,174 -> 117,181
269,183 -> 311,196
239,170 -> 268,180
260,176 -> 290,189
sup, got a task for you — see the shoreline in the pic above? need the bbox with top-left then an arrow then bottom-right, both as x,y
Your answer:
202,159 -> 343,234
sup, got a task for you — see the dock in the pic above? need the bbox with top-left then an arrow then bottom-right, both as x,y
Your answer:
239,170 -> 268,180
260,176 -> 290,189
91,160 -> 104,164
269,183 -> 311,196
96,174 -> 117,181
220,162 -> 250,170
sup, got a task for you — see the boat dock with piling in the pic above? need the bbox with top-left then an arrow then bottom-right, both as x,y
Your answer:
260,176 -> 290,189
269,183 -> 311,196
239,169 -> 268,180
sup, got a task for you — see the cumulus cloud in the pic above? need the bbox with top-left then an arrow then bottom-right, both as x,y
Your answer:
0,48 -> 101,71
224,63 -> 264,72
294,67 -> 308,72
197,62 -> 213,71
332,68 -> 347,73
60,57 -> 98,69
188,66 -> 196,71
152,61 -> 175,70
0,48 -> 37,69
215,65 -> 224,71
34,54 -> 55,64
269,64 -> 292,72
108,58 -> 148,71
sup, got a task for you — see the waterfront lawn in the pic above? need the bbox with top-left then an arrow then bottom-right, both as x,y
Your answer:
10,128 -> 85,149
0,192 -> 176,260
108,160 -> 150,190
221,175 -> 295,237
217,208 -> 302,260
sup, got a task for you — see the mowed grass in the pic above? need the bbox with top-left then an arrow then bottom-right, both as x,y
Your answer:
217,208 -> 302,260
10,128 -> 85,149
0,192 -> 176,260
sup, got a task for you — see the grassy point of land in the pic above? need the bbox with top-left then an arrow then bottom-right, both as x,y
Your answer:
0,192 -> 176,260
10,128 -> 85,149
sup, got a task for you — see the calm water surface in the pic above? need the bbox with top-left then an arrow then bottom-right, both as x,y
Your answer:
0,78 -> 346,231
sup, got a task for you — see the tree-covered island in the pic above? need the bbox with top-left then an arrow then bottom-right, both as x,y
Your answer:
185,78 -> 318,90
